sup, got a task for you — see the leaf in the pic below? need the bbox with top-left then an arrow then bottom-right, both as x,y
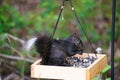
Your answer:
101,65 -> 111,73
92,77 -> 98,80
106,78 -> 111,80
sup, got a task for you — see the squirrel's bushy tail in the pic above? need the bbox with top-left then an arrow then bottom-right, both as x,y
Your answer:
35,32 -> 52,64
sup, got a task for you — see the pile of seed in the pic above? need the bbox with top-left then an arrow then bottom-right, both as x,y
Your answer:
65,56 -> 97,68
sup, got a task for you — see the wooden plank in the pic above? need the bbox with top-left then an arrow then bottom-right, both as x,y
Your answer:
31,53 -> 107,80
31,59 -> 41,77
31,64 -> 86,80
86,54 -> 107,80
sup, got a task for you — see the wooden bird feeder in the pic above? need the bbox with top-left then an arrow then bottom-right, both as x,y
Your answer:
31,53 -> 107,80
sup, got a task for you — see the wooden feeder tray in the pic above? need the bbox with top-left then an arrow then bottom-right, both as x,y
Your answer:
31,53 -> 107,80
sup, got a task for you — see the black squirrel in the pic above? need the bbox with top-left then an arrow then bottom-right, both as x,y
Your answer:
35,32 -> 83,66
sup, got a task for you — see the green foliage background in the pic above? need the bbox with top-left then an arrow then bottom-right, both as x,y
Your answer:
0,0 -> 120,79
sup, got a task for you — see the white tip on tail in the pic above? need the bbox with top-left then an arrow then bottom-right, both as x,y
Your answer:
23,37 -> 37,51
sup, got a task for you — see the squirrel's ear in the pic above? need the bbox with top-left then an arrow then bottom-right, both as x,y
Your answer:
71,33 -> 77,41
71,33 -> 77,37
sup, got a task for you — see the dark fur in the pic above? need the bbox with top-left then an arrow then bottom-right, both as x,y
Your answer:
35,33 -> 83,66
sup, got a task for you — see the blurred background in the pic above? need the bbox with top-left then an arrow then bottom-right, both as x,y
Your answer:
0,0 -> 120,80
